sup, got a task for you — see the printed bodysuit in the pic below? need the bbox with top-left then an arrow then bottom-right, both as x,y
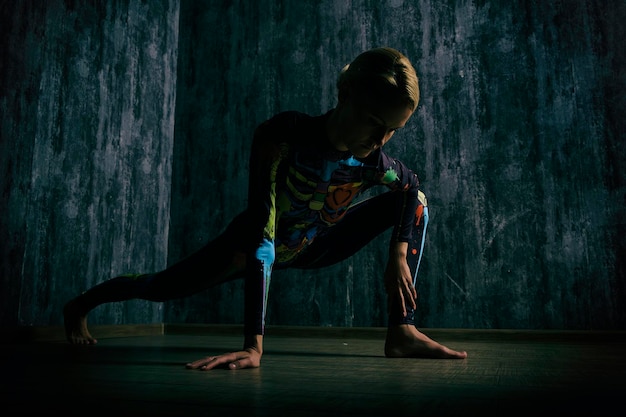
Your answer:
239,110 -> 426,334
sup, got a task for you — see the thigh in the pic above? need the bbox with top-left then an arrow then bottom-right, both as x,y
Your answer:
288,192 -> 399,269
146,216 -> 251,298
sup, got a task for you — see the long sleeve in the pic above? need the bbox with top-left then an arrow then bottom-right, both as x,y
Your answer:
243,119 -> 289,336
376,151 -> 421,243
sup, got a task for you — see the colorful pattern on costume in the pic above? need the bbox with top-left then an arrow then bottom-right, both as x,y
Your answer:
274,154 -> 373,263
411,191 -> 429,286
246,111 -> 422,334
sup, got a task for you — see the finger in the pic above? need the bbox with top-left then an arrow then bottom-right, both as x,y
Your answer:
229,356 -> 253,370
402,280 -> 417,310
201,353 -> 237,371
186,356 -> 215,369
407,286 -> 417,309
186,353 -> 234,370
397,288 -> 407,317
402,282 -> 412,305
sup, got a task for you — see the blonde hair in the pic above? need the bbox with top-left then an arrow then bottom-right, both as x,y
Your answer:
337,47 -> 420,111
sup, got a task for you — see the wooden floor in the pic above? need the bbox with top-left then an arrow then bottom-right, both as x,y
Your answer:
1,325 -> 625,417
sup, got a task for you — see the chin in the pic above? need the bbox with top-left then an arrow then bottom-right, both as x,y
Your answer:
346,144 -> 366,156
351,150 -> 370,158
355,147 -> 375,158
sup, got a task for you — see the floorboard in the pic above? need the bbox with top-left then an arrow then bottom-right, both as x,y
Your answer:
1,326 -> 624,417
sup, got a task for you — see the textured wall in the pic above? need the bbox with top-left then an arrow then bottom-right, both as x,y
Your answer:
167,0 -> 625,330
0,0 -> 179,326
412,0 -> 625,329
2,0 -> 624,331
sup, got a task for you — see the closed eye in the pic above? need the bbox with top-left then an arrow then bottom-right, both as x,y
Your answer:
368,115 -> 402,133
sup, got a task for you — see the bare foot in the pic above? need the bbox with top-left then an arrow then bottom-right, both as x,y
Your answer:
385,324 -> 467,359
63,299 -> 97,345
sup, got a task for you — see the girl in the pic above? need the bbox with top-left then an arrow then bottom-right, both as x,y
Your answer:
64,47 -> 467,370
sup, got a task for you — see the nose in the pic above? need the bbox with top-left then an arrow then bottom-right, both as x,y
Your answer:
371,128 -> 394,147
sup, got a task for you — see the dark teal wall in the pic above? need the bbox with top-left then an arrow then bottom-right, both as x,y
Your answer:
1,0 -> 624,330
167,0 -> 625,330
1,0 -> 179,326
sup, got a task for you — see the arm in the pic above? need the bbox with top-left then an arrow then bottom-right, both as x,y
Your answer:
384,241 -> 417,318
378,153 -> 422,317
187,117 -> 289,371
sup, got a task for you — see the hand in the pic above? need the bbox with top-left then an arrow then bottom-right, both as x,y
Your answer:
384,242 -> 417,317
185,347 -> 262,371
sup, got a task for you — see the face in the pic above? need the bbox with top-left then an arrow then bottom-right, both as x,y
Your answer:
330,96 -> 414,158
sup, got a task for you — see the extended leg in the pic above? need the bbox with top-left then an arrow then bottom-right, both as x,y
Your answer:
64,220 -> 249,344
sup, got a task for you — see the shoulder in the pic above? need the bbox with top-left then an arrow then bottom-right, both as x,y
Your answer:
374,149 -> 420,189
256,111 -> 314,135
254,111 -> 328,152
